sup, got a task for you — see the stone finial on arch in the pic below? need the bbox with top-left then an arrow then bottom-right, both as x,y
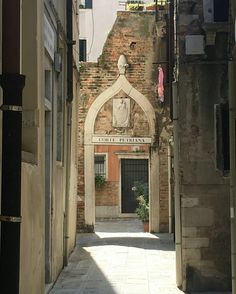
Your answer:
117,54 -> 129,75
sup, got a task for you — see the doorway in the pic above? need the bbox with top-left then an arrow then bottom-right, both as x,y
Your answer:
121,159 -> 148,213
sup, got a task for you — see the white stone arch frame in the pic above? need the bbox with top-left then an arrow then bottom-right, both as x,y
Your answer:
84,75 -> 160,232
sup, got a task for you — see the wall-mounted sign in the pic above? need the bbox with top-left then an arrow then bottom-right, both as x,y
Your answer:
185,35 -> 205,55
44,15 -> 55,61
92,136 -> 152,145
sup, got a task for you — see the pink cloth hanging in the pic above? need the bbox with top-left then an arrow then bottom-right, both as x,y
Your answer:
157,66 -> 164,102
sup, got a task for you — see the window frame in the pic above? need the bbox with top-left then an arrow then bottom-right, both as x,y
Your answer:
56,48 -> 65,163
79,0 -> 93,9
79,39 -> 87,62
94,153 -> 108,180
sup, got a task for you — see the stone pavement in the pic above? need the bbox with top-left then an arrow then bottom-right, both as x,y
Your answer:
50,218 -> 232,294
50,218 -> 184,294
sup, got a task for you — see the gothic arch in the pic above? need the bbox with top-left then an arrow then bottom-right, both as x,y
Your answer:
84,74 -> 160,231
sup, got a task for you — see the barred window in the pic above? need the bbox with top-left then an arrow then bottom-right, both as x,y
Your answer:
95,155 -> 106,178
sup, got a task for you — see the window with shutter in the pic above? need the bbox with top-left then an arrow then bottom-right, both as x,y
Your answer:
214,102 -> 229,175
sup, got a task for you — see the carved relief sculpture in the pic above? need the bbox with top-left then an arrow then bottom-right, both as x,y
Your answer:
113,98 -> 130,128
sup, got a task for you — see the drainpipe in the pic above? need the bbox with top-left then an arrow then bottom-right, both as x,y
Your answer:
172,81 -> 182,287
0,1 -> 25,293
155,0 -> 158,22
64,104 -> 72,266
168,0 -> 174,119
66,0 -> 74,103
229,60 -> 236,294
168,142 -> 173,233
64,0 -> 74,266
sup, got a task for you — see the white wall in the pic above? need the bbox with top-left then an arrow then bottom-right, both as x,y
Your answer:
79,0 -> 155,62
79,0 -> 125,61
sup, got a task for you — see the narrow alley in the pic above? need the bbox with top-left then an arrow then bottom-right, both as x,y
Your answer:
50,219 -> 183,294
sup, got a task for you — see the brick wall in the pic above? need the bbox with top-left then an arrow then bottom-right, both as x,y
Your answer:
95,182 -> 119,206
159,146 -> 169,231
78,11 -> 172,231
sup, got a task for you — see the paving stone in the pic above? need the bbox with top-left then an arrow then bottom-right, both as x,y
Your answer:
50,219 -> 184,294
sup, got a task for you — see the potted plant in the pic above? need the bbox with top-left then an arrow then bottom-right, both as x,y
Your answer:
95,174 -> 106,188
132,181 -> 149,232
135,195 -> 149,232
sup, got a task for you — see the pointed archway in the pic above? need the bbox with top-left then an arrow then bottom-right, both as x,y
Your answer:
84,74 -> 160,232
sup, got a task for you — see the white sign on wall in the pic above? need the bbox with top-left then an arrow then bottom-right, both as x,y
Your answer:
44,15 -> 55,61
92,136 -> 152,145
185,35 -> 205,55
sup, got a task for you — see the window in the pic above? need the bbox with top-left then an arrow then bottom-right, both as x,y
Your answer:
203,0 -> 229,23
79,39 -> 87,61
95,154 -> 106,178
79,0 -> 92,9
45,70 -> 52,102
214,0 -> 228,22
214,102 -> 229,175
56,60 -> 64,162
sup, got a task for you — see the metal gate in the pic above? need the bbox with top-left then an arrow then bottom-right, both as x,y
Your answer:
121,159 -> 148,213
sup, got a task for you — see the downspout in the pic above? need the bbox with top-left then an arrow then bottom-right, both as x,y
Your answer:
64,0 -> 74,266
168,0 -> 174,119
0,1 -> 25,293
167,0 -> 175,234
64,104 -> 72,266
172,81 -> 182,287
229,60 -> 236,294
168,142 -> 173,233
155,0 -> 158,22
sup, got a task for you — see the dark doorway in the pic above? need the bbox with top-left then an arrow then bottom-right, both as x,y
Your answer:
121,159 -> 148,213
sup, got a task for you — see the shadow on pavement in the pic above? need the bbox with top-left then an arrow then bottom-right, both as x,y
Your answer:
51,219 -> 178,294
50,246 -> 118,294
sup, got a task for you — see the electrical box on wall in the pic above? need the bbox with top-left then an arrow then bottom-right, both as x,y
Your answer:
185,35 -> 205,55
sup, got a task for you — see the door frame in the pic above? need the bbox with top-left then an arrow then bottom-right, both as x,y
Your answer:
118,153 -> 149,217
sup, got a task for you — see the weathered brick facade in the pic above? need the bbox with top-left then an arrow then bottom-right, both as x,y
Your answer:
78,11 -> 172,232
174,0 -> 231,291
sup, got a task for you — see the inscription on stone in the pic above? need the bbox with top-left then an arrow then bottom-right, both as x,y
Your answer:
92,136 -> 152,144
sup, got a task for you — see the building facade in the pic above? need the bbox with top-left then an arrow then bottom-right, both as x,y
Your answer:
174,0 -> 231,291
78,10 -> 173,233
230,0 -> 236,293
78,0 -> 159,62
0,1 -> 79,293
79,0 -> 125,62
